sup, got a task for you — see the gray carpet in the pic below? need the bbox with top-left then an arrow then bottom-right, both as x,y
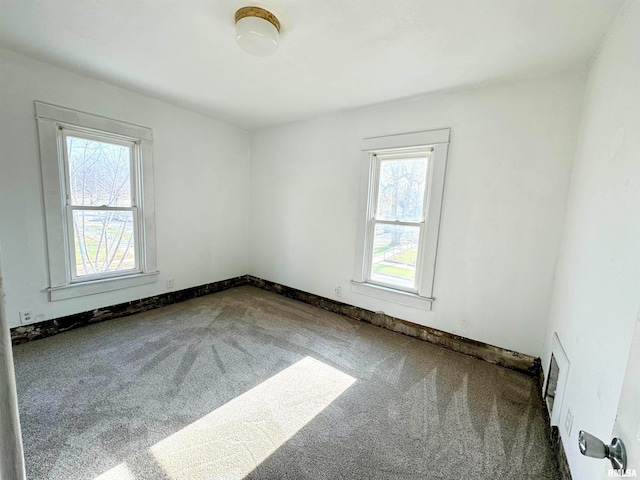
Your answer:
13,286 -> 559,479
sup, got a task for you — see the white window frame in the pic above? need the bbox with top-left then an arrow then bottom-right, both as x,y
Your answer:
36,102 -> 158,301
363,148 -> 432,294
62,129 -> 142,283
352,129 -> 450,310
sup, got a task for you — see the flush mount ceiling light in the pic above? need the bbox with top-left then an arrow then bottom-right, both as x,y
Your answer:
235,6 -> 280,57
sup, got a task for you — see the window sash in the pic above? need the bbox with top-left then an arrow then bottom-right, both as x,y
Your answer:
363,151 -> 431,293
61,129 -> 138,208
66,206 -> 142,282
373,147 -> 433,161
365,220 -> 424,293
60,128 -> 144,282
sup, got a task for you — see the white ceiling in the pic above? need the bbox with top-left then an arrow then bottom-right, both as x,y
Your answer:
0,0 -> 625,130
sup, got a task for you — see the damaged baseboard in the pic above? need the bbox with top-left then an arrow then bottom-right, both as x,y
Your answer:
551,426 -> 573,480
11,275 -> 540,378
539,368 -> 573,480
247,276 -> 539,376
10,275 -> 247,345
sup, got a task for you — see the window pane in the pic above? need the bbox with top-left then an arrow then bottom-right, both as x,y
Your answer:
67,136 -> 132,207
370,224 -> 419,289
376,157 -> 428,221
72,210 -> 137,277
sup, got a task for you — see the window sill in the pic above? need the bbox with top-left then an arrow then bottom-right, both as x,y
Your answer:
350,281 -> 434,311
47,271 -> 159,301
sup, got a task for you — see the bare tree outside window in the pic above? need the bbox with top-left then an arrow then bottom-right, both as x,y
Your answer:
370,155 -> 429,290
66,135 -> 137,277
376,158 -> 427,223
356,129 -> 449,302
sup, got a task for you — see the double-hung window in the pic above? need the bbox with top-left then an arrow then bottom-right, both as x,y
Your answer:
366,148 -> 430,292
63,130 -> 140,280
36,102 -> 158,301
352,129 -> 450,310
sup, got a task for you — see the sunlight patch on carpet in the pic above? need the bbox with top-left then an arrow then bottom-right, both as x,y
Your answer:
95,462 -> 136,480
95,356 -> 356,480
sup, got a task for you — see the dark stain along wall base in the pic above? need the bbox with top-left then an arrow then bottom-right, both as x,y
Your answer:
10,275 -> 247,345
247,276 -> 539,376
539,369 -> 573,480
551,426 -> 573,480
11,275 -> 568,474
11,275 -> 538,376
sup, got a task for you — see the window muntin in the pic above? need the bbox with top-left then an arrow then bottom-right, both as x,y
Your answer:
365,149 -> 432,292
62,130 -> 143,281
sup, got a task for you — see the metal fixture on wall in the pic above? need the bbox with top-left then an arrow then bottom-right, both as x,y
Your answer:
235,6 -> 280,57
578,430 -> 627,472
544,333 -> 571,429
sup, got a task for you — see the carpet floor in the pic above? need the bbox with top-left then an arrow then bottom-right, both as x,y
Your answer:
13,286 -> 559,479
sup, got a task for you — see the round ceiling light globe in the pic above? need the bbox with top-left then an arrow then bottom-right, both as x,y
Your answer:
235,16 -> 279,57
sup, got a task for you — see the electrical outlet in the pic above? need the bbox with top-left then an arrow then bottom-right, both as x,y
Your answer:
565,408 -> 574,436
166,278 -> 174,289
335,286 -> 342,298
19,310 -> 33,325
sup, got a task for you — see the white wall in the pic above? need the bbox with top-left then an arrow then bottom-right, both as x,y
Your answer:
0,47 -> 589,361
541,2 -> 640,479
0,49 -> 250,329
249,71 -> 585,357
